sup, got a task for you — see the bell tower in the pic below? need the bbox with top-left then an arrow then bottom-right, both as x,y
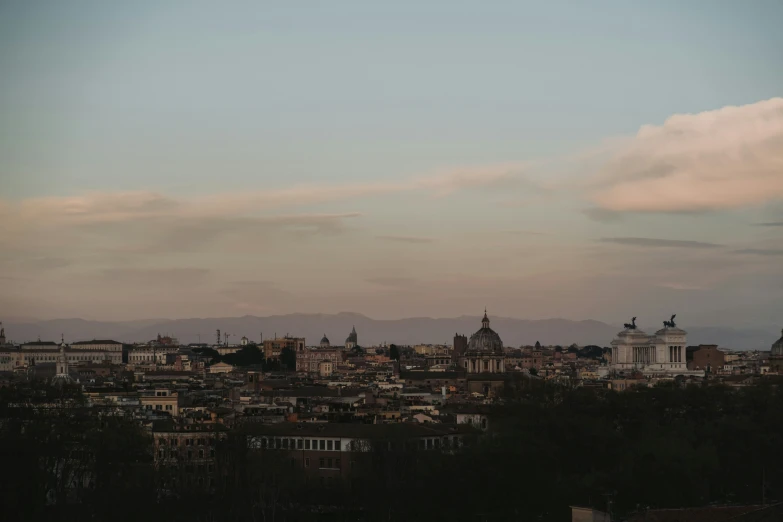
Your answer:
0,322 -> 6,345
55,336 -> 70,381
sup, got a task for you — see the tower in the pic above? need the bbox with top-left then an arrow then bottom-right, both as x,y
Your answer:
53,338 -> 71,383
345,326 -> 358,350
0,322 -> 5,345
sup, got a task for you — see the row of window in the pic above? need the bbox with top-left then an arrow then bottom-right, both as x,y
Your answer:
145,404 -> 174,411
25,355 -> 110,362
259,436 -> 463,451
158,437 -> 213,446
261,438 -> 344,451
158,448 -> 215,460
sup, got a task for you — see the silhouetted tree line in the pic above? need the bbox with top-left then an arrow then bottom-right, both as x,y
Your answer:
192,345 -> 296,371
2,378 -> 782,521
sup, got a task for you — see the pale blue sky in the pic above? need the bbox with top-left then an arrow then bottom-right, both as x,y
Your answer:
0,1 -> 781,328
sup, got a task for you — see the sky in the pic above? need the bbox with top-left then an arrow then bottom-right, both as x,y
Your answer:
0,1 -> 782,330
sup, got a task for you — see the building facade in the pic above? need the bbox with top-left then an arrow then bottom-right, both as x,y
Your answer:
14,341 -> 122,367
128,346 -> 180,365
610,317 -> 704,377
244,423 -> 476,480
263,336 -> 306,360
688,344 -> 725,373
297,349 -> 342,373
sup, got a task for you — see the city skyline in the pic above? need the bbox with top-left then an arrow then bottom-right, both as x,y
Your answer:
1,1 -> 782,327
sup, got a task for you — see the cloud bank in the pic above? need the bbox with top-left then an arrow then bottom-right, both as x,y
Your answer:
599,237 -> 723,249
590,97 -> 783,213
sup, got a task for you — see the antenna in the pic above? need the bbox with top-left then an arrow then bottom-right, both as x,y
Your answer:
216,329 -> 221,346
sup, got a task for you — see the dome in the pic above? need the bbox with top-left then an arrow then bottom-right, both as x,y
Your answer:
467,311 -> 503,353
772,328 -> 783,357
321,334 -> 330,344
346,326 -> 357,344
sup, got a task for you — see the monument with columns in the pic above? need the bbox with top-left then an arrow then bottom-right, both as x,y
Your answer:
609,315 -> 703,377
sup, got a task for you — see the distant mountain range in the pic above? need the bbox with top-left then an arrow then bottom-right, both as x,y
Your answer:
2,313 -> 778,351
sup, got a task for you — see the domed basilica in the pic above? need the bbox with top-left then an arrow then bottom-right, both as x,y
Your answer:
462,310 -> 506,374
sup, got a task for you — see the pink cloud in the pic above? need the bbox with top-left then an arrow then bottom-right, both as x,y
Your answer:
590,97 -> 783,213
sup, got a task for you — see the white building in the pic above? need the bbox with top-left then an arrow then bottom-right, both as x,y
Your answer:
610,317 -> 703,377
128,345 -> 179,365
70,339 -> 123,354
15,343 -> 121,367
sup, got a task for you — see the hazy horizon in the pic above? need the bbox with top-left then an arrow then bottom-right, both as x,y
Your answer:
1,2 -> 782,329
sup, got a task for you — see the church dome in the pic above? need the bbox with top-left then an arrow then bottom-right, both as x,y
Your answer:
467,311 -> 503,353
772,328 -> 783,357
345,326 -> 357,344
321,334 -> 330,344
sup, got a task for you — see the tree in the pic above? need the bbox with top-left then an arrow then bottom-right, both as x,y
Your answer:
192,347 -> 221,363
280,347 -> 297,371
389,344 -> 400,361
222,345 -> 263,367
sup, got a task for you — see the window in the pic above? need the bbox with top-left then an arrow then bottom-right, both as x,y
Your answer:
327,440 -> 333,451
261,438 -> 267,449
305,458 -> 310,468
282,439 -> 288,449
427,439 -> 433,449
155,404 -> 162,410
319,440 -> 325,450
305,439 -> 310,450
210,449 -> 215,458
275,439 -> 281,449
319,458 -> 325,468
327,458 -> 333,468
199,450 -> 204,458
165,404 -> 172,411
297,439 -> 303,449
334,440 -> 340,450
335,458 -> 340,468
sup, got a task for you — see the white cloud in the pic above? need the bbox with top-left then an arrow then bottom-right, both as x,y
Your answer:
590,97 -> 783,213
